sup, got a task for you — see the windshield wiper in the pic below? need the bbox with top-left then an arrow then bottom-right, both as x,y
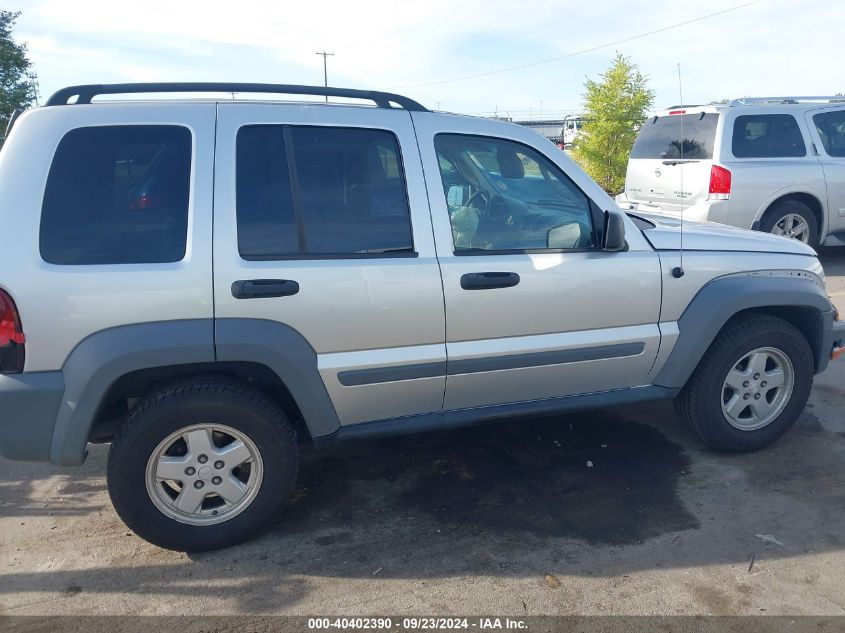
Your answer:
662,159 -> 700,166
355,247 -> 413,254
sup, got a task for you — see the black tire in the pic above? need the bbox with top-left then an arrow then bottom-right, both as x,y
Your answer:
675,313 -> 814,452
107,377 -> 298,551
759,199 -> 819,248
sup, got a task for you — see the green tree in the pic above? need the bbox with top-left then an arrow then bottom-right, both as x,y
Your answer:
571,53 -> 653,195
0,10 -> 38,143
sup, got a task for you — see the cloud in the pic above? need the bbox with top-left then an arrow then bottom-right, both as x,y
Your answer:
11,0 -> 845,114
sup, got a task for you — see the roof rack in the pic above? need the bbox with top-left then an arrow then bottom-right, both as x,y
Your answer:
728,96 -> 845,106
45,82 -> 429,111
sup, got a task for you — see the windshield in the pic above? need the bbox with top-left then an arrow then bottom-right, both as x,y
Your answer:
630,112 -> 719,160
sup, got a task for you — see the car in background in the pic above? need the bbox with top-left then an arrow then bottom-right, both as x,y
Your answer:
615,97 -> 845,248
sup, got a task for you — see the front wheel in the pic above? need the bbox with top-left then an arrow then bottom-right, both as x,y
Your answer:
675,314 -> 814,452
107,377 -> 298,550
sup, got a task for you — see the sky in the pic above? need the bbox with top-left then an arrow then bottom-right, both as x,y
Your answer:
9,0 -> 845,118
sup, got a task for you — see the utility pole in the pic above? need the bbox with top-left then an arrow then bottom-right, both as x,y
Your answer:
315,50 -> 334,102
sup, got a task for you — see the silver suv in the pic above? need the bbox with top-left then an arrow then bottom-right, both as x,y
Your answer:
616,97 -> 845,248
1,83 -> 843,551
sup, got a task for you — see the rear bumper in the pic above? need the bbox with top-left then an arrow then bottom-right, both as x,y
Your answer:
827,315 -> 845,366
615,194 -> 732,224
0,372 -> 65,462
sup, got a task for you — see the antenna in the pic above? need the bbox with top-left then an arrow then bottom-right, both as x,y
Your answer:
672,62 -> 686,279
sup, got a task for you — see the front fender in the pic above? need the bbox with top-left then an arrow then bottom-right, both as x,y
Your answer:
653,273 -> 834,390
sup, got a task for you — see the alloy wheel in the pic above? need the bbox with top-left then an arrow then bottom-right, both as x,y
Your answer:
770,213 -> 810,243
720,347 -> 795,431
144,423 -> 264,526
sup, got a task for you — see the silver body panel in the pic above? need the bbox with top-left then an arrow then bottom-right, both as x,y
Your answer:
443,324 -> 660,410
635,213 -> 817,255
655,251 -> 824,322
0,104 -> 216,372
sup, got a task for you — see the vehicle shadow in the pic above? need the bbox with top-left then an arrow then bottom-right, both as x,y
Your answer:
1,383 -> 844,613
0,473 -> 107,519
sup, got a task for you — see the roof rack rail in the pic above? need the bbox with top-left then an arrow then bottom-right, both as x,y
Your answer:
728,96 -> 845,106
45,82 -> 429,111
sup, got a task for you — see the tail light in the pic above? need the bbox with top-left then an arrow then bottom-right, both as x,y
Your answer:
0,289 -> 25,374
708,165 -> 731,200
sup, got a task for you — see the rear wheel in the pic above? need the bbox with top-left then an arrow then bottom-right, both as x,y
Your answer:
675,314 -> 814,452
760,199 -> 819,248
107,377 -> 298,550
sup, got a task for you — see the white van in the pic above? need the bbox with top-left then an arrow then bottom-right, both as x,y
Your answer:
616,97 -> 845,248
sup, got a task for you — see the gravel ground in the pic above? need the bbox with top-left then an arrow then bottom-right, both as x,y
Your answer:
1,250 -> 844,618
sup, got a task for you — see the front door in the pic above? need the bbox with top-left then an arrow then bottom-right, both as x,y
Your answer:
412,113 -> 663,412
212,103 -> 446,426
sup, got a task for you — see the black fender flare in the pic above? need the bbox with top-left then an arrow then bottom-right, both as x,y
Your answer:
52,320 -> 215,465
214,318 -> 340,440
653,273 -> 834,390
51,318 -> 340,466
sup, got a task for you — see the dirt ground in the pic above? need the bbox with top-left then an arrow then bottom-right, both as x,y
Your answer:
1,251 -> 844,617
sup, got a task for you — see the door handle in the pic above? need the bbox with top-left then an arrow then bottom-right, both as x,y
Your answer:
231,279 -> 300,299
460,272 -> 520,290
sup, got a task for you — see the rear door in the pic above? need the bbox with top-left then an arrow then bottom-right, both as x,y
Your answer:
625,111 -> 719,211
806,106 -> 845,232
212,103 -> 446,426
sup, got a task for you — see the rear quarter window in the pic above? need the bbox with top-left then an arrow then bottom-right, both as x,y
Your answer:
813,110 -> 845,157
40,125 -> 192,265
731,114 -> 806,158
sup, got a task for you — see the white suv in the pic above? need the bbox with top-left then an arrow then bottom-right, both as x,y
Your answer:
616,97 -> 845,248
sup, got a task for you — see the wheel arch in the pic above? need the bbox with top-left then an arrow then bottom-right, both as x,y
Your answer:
52,319 -> 340,466
88,361 -> 310,446
753,191 -> 826,239
653,272 -> 835,391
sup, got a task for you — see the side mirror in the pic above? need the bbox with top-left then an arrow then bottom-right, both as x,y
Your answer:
447,185 -> 467,207
602,210 -> 626,251
547,222 -> 583,249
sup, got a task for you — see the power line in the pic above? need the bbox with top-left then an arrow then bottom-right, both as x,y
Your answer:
395,0 -> 762,89
315,50 -> 334,102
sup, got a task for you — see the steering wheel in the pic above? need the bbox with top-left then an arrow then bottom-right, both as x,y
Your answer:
465,189 -> 490,214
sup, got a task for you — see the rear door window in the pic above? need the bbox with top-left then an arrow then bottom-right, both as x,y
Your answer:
236,125 -> 414,259
630,113 -> 718,159
732,114 -> 806,158
813,110 -> 845,157
40,125 -> 191,265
